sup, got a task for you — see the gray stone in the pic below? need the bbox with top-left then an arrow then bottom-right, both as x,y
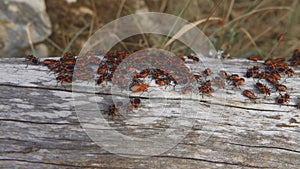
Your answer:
0,0 -> 51,58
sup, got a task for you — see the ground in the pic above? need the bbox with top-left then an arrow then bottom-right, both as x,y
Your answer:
42,0 -> 300,59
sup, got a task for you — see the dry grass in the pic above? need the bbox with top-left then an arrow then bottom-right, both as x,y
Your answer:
42,0 -> 299,59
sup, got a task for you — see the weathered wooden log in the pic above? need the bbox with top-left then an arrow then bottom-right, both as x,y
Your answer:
0,57 -> 299,169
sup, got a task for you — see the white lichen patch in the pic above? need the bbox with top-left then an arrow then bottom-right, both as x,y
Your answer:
9,98 -> 23,102
16,104 -> 34,109
29,92 -> 40,96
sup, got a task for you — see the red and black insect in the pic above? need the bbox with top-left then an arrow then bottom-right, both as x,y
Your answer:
243,90 -> 257,101
199,80 -> 214,96
177,55 -> 185,62
134,69 -> 150,79
248,56 -> 259,62
228,74 -> 240,81
284,68 -> 294,77
245,66 -> 259,78
271,71 -> 281,81
56,73 -> 73,86
130,98 -> 141,109
204,68 -> 212,76
130,83 -> 149,93
107,102 -> 122,118
257,71 -> 270,79
276,84 -> 287,92
266,75 -> 279,85
277,93 -> 290,105
233,78 -> 245,89
97,64 -> 108,75
42,59 -> 57,66
255,82 -> 271,96
187,54 -> 199,62
25,55 -> 40,67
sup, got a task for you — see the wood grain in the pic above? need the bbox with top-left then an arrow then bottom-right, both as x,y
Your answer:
0,57 -> 299,169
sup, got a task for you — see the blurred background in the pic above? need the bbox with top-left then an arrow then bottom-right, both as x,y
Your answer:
0,0 -> 299,59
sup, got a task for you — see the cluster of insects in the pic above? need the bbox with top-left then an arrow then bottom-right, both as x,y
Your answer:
106,98 -> 141,117
24,48 -> 299,117
244,51 -> 299,107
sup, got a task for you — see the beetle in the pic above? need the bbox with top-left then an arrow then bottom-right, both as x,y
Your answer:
25,55 -> 40,67
243,90 -> 257,100
248,56 -> 259,62
228,74 -> 240,81
276,84 -> 287,92
277,93 -> 290,105
203,68 -> 212,76
255,82 -> 271,96
130,98 -> 141,109
233,78 -> 245,89
187,54 -> 199,62
130,83 -> 149,93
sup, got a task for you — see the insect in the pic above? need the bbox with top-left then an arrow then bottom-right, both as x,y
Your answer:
257,71 -> 270,79
187,54 -> 199,62
284,68 -> 294,77
276,84 -> 287,92
135,69 -> 150,79
155,78 -> 169,86
177,55 -> 185,62
97,64 -> 108,75
130,83 -> 149,93
56,73 -> 73,86
204,68 -> 212,76
267,63 -> 277,71
25,55 -> 40,67
57,65 -> 75,73
107,104 -> 120,117
271,71 -> 281,81
199,85 -> 213,95
130,98 -> 141,109
199,80 -> 213,96
228,74 -> 240,81
96,72 -> 109,85
277,93 -> 290,105
233,78 -> 245,89
273,57 -> 285,64
245,69 -> 256,78
264,58 -> 274,65
266,75 -> 279,85
255,82 -> 271,96
248,56 -> 259,62
42,59 -> 57,66
243,90 -> 257,100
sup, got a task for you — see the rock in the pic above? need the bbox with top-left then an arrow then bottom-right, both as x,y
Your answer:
0,0 -> 52,58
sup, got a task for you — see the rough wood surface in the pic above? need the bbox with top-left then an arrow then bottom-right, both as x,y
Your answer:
0,57 -> 299,169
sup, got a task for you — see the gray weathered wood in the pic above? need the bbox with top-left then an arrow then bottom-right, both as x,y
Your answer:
0,57 -> 299,169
